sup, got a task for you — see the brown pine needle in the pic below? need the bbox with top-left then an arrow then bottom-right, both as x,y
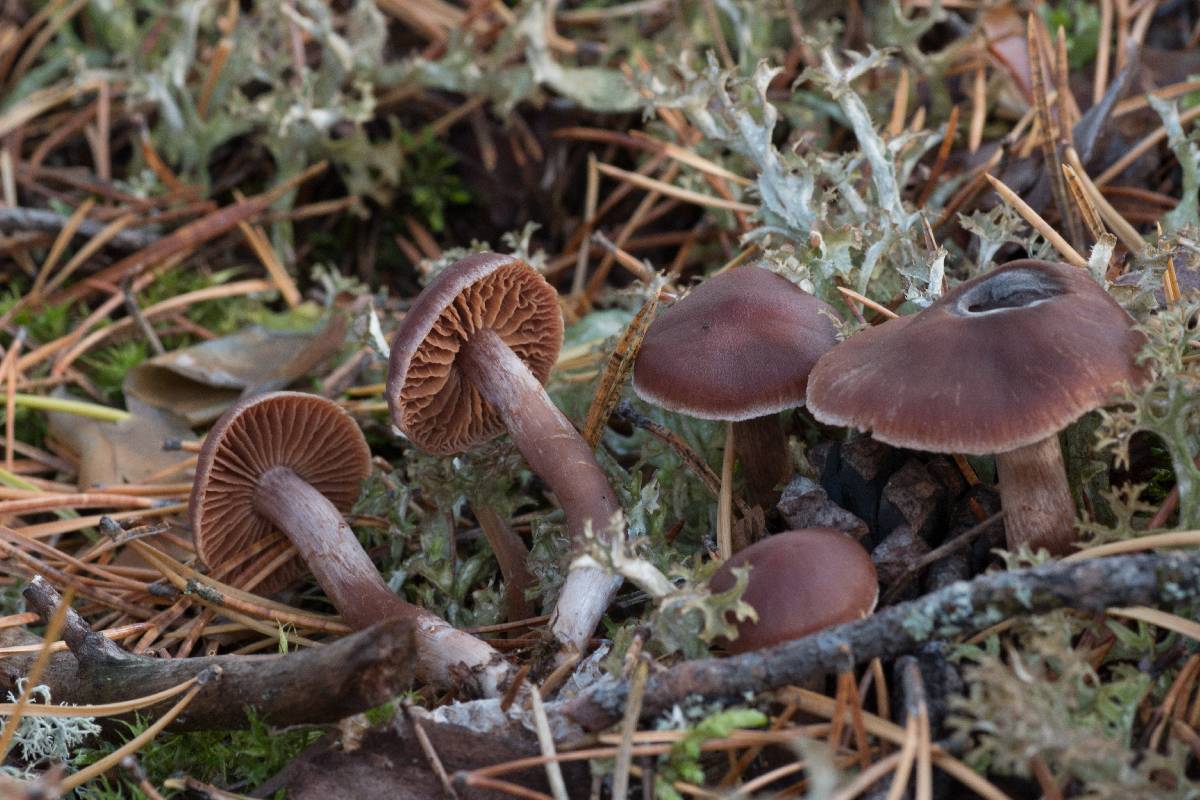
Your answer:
626,130 -> 753,186
572,153 -> 600,297
126,538 -> 346,636
985,174 -> 1087,267
968,65 -> 986,154
886,714 -> 920,800
916,696 -> 933,800
0,587 -> 75,761
1061,163 -> 1107,240
1166,256 -> 1182,305
714,243 -> 760,275
1114,79 -> 1200,117
1064,530 -> 1200,562
829,752 -> 904,800
40,213 -> 139,298
782,687 -> 1012,800
0,624 -> 148,656
594,162 -> 756,213
717,421 -> 735,561
2,328 -> 25,472
583,161 -> 678,303
58,674 -> 206,791
836,286 -> 899,320
528,686 -> 569,800
1095,104 -> 1200,187
1054,26 -> 1075,140
197,37 -> 233,119
1062,146 -> 1144,254
720,700 -> 802,786
30,197 -> 95,298
888,67 -> 910,138
916,105 -> 959,207
589,230 -> 656,284
1027,16 -> 1082,250
237,219 -> 301,308
582,290 -> 658,448
1094,0 -> 1114,106
0,676 -> 197,718
42,279 -> 272,377
611,660 -> 649,800
1109,607 -> 1200,643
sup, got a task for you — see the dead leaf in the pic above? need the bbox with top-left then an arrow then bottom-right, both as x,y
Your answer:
122,317 -> 347,426
46,395 -> 195,488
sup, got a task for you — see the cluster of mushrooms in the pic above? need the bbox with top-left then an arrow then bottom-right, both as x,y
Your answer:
187,252 -> 1146,696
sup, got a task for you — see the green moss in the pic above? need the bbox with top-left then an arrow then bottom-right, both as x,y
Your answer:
72,709 -> 321,798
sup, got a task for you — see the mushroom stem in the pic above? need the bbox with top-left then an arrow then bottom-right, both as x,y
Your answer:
460,327 -> 623,652
254,466 -> 511,696
474,504 -> 536,623
994,435 -> 1076,555
734,414 -> 792,512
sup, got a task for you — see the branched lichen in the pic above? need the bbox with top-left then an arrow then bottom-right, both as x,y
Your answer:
1095,298 -> 1200,529
949,614 -> 1198,798
0,681 -> 101,783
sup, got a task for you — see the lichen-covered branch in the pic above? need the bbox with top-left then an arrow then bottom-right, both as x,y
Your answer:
14,577 -> 416,731
560,550 -> 1200,731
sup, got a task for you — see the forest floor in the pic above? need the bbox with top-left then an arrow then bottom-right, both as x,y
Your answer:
1,0 -> 1200,798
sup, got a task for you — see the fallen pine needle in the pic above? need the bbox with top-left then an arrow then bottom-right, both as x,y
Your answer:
1063,530 -> 1200,561
58,673 -> 207,791
985,174 -> 1088,268
595,162 -> 756,213
0,676 -> 197,717
1108,607 -> 1200,643
837,286 -> 899,320
529,686 -> 568,800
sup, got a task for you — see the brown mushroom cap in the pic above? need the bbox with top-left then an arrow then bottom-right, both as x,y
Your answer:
190,391 -> 371,590
709,528 -> 877,654
632,266 -> 839,421
387,253 -> 564,455
806,260 -> 1148,455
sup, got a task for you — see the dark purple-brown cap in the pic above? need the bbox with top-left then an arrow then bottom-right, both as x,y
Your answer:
806,260 -> 1148,454
386,253 -> 564,455
633,266 -> 839,420
709,528 -> 877,654
190,391 -> 371,590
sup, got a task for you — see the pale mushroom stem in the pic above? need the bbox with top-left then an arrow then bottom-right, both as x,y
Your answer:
734,414 -> 792,512
993,434 -> 1077,556
254,466 -> 512,696
460,327 -> 623,653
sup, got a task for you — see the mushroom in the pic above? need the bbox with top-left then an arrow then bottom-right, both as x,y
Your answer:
386,252 -> 622,655
708,528 -> 877,653
806,259 -> 1147,555
633,265 -> 840,512
191,391 -> 511,696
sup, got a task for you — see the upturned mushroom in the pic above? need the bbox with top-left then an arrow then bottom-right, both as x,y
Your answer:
191,391 -> 511,696
633,265 -> 839,512
806,259 -> 1147,555
386,252 -> 622,655
708,528 -> 877,653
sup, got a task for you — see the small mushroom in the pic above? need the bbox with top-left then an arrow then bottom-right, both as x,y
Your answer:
633,265 -> 839,511
191,391 -> 510,696
708,528 -> 877,654
386,253 -> 622,654
806,260 -> 1147,555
